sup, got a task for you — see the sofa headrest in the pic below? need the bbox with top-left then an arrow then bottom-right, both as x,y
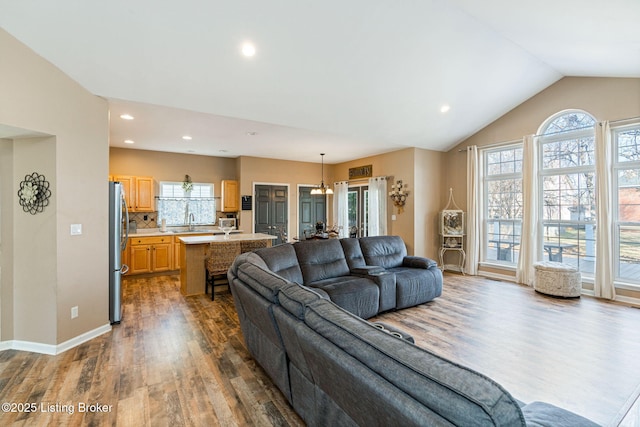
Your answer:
254,243 -> 304,284
340,238 -> 367,269
359,236 -> 407,268
294,239 -> 350,283
229,252 -> 268,278
278,282 -> 328,319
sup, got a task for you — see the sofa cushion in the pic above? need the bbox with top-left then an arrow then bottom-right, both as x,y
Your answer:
254,243 -> 304,284
236,262 -> 293,303
304,297 -> 527,427
390,267 -> 443,309
294,239 -> 350,283
359,236 -> 407,268
309,276 -> 380,319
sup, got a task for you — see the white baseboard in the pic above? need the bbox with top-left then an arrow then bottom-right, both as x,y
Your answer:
0,323 -> 112,355
478,271 -> 518,283
615,294 -> 640,308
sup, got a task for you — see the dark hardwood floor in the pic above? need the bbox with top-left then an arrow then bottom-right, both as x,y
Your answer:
0,272 -> 639,426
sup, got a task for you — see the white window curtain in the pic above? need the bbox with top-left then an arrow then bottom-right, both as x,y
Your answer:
368,177 -> 388,236
516,135 -> 539,286
466,145 -> 479,275
594,121 -> 616,299
333,181 -> 349,238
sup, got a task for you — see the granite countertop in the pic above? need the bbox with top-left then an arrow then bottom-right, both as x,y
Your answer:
129,227 -> 243,237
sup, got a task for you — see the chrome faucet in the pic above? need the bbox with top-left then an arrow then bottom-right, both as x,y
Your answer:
188,213 -> 195,231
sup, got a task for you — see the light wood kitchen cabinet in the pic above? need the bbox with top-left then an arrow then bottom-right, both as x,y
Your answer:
111,175 -> 155,212
112,175 -> 135,209
134,176 -> 155,212
173,234 -> 209,270
221,179 -> 239,212
128,236 -> 173,274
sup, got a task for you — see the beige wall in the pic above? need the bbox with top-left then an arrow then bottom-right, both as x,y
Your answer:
109,147 -> 237,187
0,29 -> 109,346
414,148 -> 446,259
0,139 -> 14,340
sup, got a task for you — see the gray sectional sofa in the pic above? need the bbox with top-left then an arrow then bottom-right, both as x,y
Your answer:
251,236 -> 443,319
228,236 -> 599,426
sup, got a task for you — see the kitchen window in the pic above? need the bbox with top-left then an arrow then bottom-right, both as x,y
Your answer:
157,181 -> 216,226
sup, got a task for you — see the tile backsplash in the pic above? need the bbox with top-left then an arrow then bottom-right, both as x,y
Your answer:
128,212 -> 157,229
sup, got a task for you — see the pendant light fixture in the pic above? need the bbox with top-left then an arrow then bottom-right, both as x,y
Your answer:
310,153 -> 333,195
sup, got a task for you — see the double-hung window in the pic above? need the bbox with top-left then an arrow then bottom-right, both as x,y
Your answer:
613,125 -> 640,284
157,181 -> 216,226
482,145 -> 523,265
538,111 -> 596,275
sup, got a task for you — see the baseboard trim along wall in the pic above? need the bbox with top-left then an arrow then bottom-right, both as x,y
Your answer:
0,323 -> 112,355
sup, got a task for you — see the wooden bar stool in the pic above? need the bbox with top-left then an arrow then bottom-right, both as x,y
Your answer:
205,241 -> 241,300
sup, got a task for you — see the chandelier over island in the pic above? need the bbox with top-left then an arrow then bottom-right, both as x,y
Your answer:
310,153 -> 333,195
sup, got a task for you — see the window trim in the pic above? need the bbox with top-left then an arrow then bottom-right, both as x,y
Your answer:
612,123 -> 640,285
537,110 -> 597,275
480,143 -> 523,266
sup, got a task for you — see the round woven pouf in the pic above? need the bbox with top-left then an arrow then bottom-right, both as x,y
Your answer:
533,261 -> 582,298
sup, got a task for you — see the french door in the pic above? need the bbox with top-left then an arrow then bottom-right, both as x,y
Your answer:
299,186 -> 327,238
255,184 -> 288,244
348,185 -> 369,237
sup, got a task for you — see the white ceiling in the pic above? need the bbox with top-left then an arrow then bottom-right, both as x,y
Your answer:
1,0 -> 639,163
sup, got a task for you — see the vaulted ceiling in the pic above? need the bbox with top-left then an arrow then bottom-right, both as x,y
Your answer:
1,0 -> 639,163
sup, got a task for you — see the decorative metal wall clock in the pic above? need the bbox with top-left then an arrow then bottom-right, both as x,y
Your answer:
17,172 -> 51,215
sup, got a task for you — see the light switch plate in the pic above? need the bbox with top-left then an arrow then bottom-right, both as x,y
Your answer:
70,224 -> 82,235
392,215 -> 397,221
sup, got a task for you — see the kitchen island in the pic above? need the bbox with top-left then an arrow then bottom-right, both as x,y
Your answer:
178,233 -> 277,296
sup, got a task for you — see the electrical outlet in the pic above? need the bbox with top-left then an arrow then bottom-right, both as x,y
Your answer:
71,306 -> 78,319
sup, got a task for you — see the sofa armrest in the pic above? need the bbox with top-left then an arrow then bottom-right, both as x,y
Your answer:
403,256 -> 437,269
350,266 -> 385,276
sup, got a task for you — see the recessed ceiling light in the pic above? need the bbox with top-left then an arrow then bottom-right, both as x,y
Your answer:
124,139 -> 135,144
440,104 -> 451,113
120,114 -> 134,120
182,135 -> 192,140
241,42 -> 256,57
186,149 -> 195,153
246,131 -> 257,136
219,149 -> 228,153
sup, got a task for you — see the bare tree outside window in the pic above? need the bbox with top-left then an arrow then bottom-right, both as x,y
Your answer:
539,112 -> 596,273
483,146 -> 523,264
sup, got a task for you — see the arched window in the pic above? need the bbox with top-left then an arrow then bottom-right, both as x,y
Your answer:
538,110 -> 596,275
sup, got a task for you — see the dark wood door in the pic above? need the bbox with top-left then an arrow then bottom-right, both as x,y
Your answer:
299,186 -> 327,239
255,185 -> 288,245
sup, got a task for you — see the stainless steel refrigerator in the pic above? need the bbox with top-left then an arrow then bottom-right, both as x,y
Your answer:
109,181 -> 129,324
